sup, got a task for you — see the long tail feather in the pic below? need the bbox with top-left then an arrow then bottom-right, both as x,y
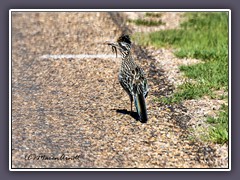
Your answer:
134,93 -> 148,123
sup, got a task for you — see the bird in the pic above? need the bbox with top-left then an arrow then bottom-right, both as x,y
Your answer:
106,34 -> 149,123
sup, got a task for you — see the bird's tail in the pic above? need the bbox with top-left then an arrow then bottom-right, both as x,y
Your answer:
134,93 -> 148,123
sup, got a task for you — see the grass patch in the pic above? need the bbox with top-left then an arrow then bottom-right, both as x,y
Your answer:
142,12 -> 228,61
145,12 -> 163,18
159,82 -> 213,104
206,104 -> 228,144
133,12 -> 229,144
128,19 -> 165,26
179,58 -> 228,90
133,12 -> 228,97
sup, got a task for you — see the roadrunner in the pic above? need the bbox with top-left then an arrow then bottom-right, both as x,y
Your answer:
107,34 -> 149,123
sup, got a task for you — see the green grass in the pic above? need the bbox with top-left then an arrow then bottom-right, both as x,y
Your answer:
128,19 -> 165,26
159,82 -> 214,104
133,12 -> 228,99
132,12 -> 229,144
206,104 -> 228,144
179,58 -> 228,91
145,12 -> 163,18
142,13 -> 228,60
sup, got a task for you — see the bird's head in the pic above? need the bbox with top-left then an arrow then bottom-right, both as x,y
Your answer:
105,34 -> 132,58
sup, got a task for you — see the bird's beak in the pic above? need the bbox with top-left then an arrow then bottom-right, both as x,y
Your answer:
104,41 -> 118,47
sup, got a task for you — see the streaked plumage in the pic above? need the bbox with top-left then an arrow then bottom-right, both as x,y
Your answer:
107,34 -> 149,123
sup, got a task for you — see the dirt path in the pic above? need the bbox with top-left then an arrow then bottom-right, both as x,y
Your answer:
12,12 -> 227,168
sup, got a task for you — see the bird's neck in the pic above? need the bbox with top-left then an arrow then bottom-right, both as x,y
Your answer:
121,51 -> 133,62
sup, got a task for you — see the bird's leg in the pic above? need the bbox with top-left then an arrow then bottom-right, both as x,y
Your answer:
130,95 -> 133,114
112,75 -> 118,89
130,99 -> 133,112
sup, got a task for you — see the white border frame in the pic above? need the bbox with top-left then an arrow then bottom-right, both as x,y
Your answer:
9,9 -> 231,171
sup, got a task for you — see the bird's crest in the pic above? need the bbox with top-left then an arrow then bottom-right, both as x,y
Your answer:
117,34 -> 131,45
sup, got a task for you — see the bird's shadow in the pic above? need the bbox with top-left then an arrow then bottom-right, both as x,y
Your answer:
111,108 -> 140,121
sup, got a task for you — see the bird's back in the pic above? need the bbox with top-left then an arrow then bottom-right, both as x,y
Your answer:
118,55 -> 148,101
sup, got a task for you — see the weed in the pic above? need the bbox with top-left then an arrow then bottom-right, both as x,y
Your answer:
128,19 -> 165,26
145,12 -> 163,18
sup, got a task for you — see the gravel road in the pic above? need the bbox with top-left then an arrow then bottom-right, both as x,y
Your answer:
11,12 -> 228,168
